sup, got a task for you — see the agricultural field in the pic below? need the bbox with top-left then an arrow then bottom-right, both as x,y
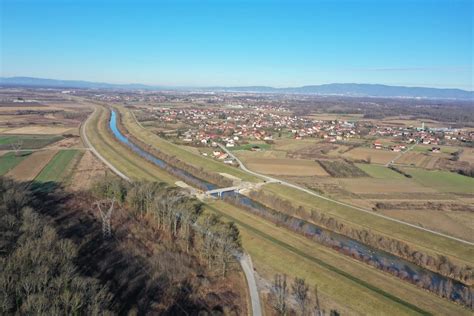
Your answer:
69,150 -> 108,191
342,147 -> 399,164
317,159 -> 368,177
2,126 -> 76,135
355,163 -> 405,179
0,134 -> 63,150
242,157 -> 329,176
0,151 -> 32,175
228,142 -> 271,151
5,149 -> 58,182
402,168 -> 474,194
35,150 -> 82,184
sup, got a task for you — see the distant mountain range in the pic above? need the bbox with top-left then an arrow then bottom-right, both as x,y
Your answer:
1,76 -> 473,100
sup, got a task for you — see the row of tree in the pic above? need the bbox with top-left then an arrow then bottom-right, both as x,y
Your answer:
222,191 -> 473,308
113,109 -> 234,188
246,190 -> 473,286
93,177 -> 242,277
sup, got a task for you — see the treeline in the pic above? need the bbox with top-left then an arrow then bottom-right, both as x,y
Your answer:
222,190 -> 473,307
0,178 -> 113,314
246,190 -> 473,286
93,177 -> 242,277
269,274 -> 340,316
113,109 -> 233,188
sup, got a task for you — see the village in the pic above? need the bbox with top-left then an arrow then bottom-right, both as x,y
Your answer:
133,103 -> 474,162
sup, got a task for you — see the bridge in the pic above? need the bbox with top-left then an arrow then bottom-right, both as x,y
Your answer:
205,186 -> 241,197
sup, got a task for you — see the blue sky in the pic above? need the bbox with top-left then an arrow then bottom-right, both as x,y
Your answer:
1,0 -> 472,89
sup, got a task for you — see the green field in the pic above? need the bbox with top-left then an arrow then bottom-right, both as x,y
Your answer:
356,163 -> 405,179
229,143 -> 271,151
403,168 -> 474,194
263,183 -> 474,266
0,152 -> 32,175
206,200 -> 469,316
412,145 -> 459,154
35,150 -> 81,183
0,135 -> 62,150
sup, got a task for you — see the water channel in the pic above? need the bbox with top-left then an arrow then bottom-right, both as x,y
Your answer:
109,110 -> 470,305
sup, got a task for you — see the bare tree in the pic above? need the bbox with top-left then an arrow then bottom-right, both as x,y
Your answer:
292,277 -> 310,316
94,198 -> 115,238
11,140 -> 23,157
271,274 -> 289,316
312,285 -> 323,316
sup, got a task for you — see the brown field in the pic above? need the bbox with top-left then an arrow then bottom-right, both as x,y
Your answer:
69,150 -> 108,191
5,149 -> 58,181
2,125 -> 76,135
239,156 -> 329,176
339,178 -> 437,194
343,147 -> 398,164
460,148 -> 474,164
395,152 -> 443,169
272,138 -> 319,151
46,136 -> 83,148
379,208 -> 474,242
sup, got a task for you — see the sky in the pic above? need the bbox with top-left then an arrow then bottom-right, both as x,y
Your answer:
1,0 -> 473,89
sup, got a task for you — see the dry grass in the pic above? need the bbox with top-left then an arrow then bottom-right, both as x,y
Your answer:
339,178 -> 436,194
2,126 -> 76,135
343,147 -> 399,164
5,149 -> 58,181
242,157 -> 329,176
207,200 -> 470,316
379,208 -> 474,243
69,150 -> 110,191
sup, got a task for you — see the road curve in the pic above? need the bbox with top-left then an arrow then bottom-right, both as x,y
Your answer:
219,144 -> 474,246
82,105 -> 262,315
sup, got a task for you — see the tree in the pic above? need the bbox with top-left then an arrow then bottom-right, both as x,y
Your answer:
216,222 -> 241,276
10,139 -> 23,157
312,285 -> 323,316
292,277 -> 310,316
271,274 -> 289,315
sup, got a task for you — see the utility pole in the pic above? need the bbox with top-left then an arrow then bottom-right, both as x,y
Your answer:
95,197 -> 115,238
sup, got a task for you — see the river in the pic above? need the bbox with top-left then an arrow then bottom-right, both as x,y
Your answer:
109,110 -> 471,306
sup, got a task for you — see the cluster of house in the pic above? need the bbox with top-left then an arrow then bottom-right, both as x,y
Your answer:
370,124 -> 473,152
145,106 -> 371,148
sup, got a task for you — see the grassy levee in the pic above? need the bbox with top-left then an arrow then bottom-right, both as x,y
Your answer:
115,105 -> 261,182
263,183 -> 474,266
86,103 -> 471,315
85,105 -> 178,184
35,150 -> 81,183
206,200 -> 471,316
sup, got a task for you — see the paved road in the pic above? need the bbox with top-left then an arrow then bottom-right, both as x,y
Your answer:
219,144 -> 474,246
82,106 -> 262,315
239,253 -> 262,316
80,104 -> 131,181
